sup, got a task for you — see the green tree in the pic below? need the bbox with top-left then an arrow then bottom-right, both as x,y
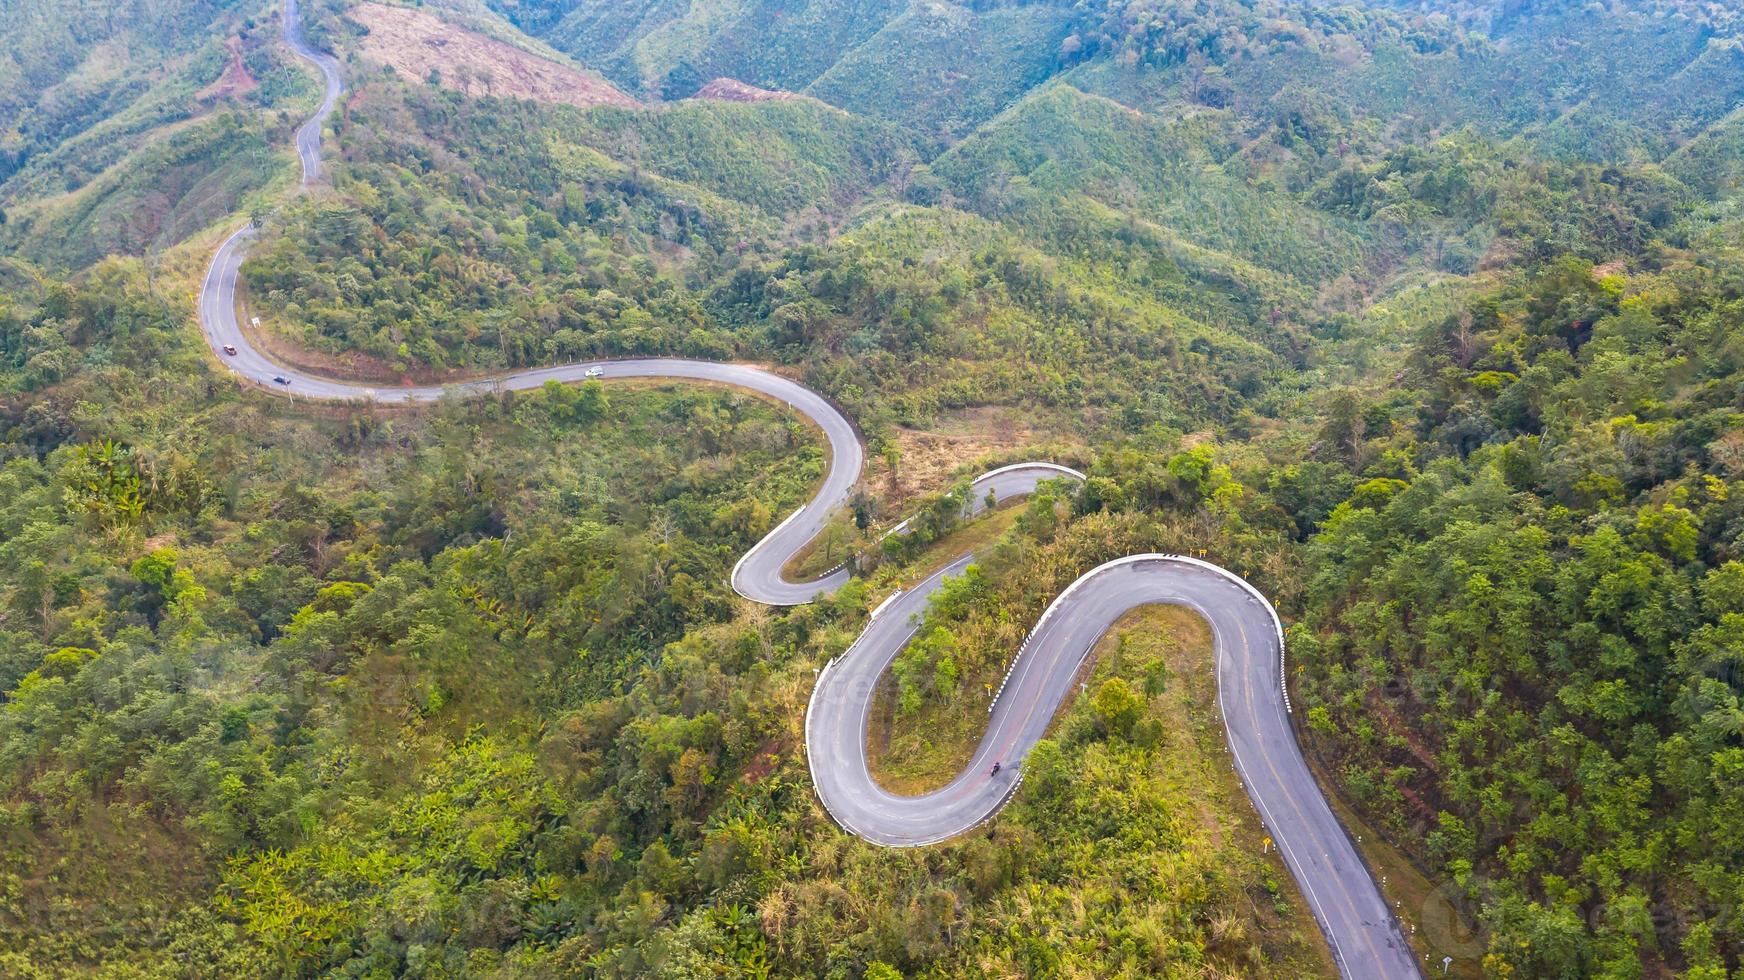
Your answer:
1091,678 -> 1143,739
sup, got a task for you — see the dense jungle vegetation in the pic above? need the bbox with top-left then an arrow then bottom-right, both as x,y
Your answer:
4,0 -> 1744,976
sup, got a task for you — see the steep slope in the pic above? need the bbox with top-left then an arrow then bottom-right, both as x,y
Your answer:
345,1 -> 635,109
930,84 -> 1365,292
0,0 -> 318,268
504,0 -> 1744,168
485,0 -> 906,98
803,1 -> 1075,145
0,0 -> 244,151
4,0 -> 1744,975
1063,0 -> 1744,164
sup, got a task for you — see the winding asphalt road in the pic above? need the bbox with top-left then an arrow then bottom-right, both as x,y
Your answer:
192,4 -> 1422,975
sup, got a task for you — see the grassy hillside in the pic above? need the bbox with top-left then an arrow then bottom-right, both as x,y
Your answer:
0,0 -> 242,136
1057,0 -> 1744,168
485,0 -> 907,98
239,75 -> 908,375
930,85 -> 1366,291
0,0 -> 318,268
802,2 -> 1075,146
0,248 -> 1331,975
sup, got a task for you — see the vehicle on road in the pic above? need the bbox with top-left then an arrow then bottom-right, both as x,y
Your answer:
188,7 -> 1420,971
222,345 -> 238,356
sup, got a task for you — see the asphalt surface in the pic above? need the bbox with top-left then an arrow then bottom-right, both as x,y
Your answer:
192,5 -> 1422,975
210,3 -> 866,606
808,552 -> 1421,977
284,0 -> 342,185
882,462 -> 1086,538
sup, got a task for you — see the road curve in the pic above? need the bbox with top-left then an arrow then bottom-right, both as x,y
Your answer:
807,552 -> 1420,976
208,0 -> 865,606
284,0 -> 343,185
194,4 -> 1421,976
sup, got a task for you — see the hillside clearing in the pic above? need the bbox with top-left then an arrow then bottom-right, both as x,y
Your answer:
348,2 -> 635,110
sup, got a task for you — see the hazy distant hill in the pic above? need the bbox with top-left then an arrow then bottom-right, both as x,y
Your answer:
492,0 -> 1744,165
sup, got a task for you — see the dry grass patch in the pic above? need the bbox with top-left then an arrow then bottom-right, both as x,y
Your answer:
349,2 -> 636,110
882,405 -> 1078,507
692,77 -> 800,104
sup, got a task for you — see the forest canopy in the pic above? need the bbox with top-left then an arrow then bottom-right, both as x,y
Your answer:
2,0 -> 1744,976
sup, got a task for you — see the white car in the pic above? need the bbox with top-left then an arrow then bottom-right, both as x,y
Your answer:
584,366 -> 604,379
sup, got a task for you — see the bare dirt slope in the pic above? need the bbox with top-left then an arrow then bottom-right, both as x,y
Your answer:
692,77 -> 799,103
349,2 -> 636,110
197,36 -> 259,102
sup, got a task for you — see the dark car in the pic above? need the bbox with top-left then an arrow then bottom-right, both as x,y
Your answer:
222,345 -> 238,356
273,376 -> 291,386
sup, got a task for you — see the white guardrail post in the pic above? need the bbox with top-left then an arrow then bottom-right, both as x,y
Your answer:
729,502 -> 810,599
1160,554 -> 1291,714
868,589 -> 903,621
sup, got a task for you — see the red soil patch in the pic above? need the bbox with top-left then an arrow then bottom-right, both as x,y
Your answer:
738,739 -> 786,784
198,36 -> 259,102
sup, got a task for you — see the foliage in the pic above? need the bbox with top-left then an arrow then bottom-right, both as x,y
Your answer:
9,0 -> 1744,974
0,0 -> 318,265
1293,257 -> 1744,974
